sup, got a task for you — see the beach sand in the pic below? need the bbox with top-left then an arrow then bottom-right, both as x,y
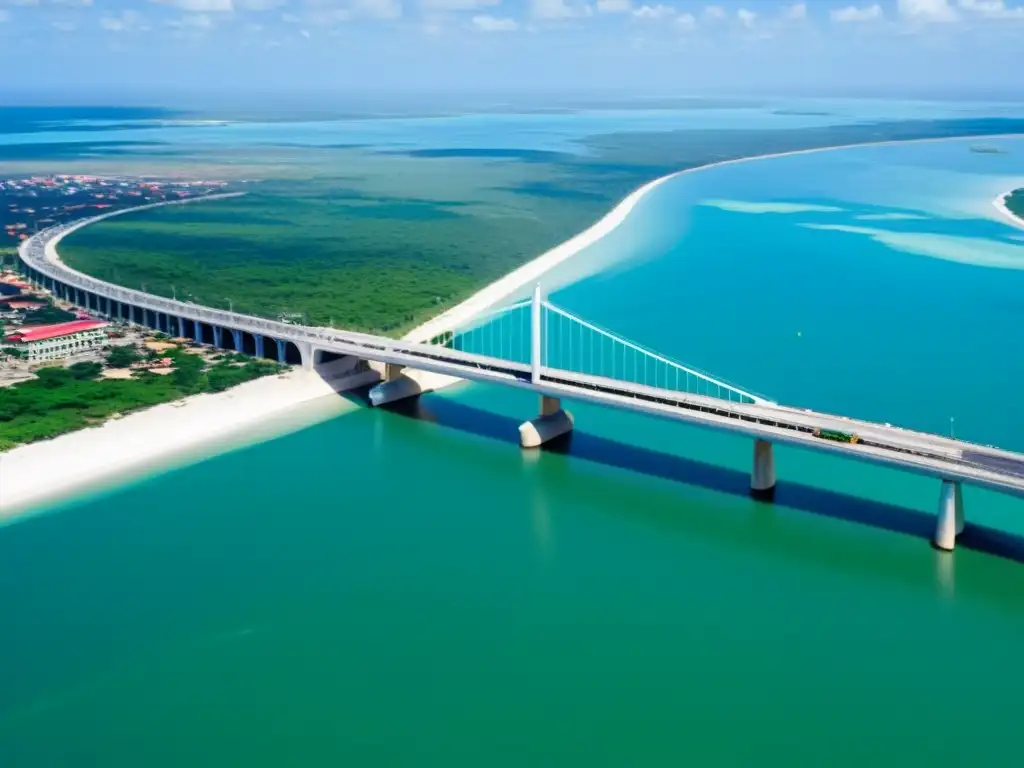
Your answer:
0,363 -> 380,521
992,191 -> 1024,230
5,132 -> 1023,518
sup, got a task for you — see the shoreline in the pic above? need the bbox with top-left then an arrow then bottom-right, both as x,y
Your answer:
992,190 -> 1024,230
0,362 -> 381,521
4,131 -> 1023,519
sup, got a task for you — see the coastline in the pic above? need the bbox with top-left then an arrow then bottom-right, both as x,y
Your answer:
4,131 -> 1023,519
992,190 -> 1024,230
0,362 -> 380,521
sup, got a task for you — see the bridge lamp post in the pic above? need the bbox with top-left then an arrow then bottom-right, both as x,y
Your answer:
225,297 -> 234,313
950,417 -> 955,439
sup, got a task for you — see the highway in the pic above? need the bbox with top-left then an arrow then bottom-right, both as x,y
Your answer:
17,209 -> 1024,505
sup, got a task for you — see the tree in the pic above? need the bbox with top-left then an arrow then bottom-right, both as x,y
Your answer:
22,305 -> 77,325
68,361 -> 103,380
35,367 -> 74,388
106,345 -> 141,368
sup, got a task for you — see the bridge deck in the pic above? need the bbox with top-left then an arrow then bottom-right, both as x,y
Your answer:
18,215 -> 1024,501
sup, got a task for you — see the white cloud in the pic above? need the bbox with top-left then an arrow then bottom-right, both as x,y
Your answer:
897,0 -> 958,21
675,10 -> 695,28
167,12 -> 216,29
596,0 -> 630,12
51,19 -> 76,31
422,0 -> 498,9
959,0 -> 1024,19
703,4 -> 725,20
632,3 -> 674,19
831,3 -> 883,21
235,0 -> 287,8
736,7 -> 756,26
182,12 -> 215,26
299,27 -> 311,36
101,10 -> 146,31
472,13 -> 518,29
782,2 -> 806,20
0,10 -> 8,22
153,0 -> 233,11
351,0 -> 402,19
530,0 -> 591,19
532,0 -> 589,18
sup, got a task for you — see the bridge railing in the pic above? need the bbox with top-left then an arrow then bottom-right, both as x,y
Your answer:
425,289 -> 770,406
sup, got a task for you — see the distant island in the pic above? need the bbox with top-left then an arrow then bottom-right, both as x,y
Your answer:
970,145 -> 1008,154
1005,189 -> 1024,221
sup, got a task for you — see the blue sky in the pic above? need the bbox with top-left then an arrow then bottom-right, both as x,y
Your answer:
0,0 -> 1022,102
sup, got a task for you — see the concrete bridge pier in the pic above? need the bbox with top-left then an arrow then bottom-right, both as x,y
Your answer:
750,439 -> 776,500
297,342 -> 315,370
519,395 -> 574,449
368,363 -> 423,406
934,479 -> 965,552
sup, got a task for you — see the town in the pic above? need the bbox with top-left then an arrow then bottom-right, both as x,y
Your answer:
0,264 -> 287,449
2,174 -> 232,243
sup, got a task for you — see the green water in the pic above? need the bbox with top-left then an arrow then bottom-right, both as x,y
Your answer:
2,396 -> 1024,766
5,137 -> 1024,766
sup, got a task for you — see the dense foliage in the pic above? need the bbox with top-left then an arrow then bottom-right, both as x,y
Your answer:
55,117 -> 1024,337
0,348 -> 286,449
1006,189 -> 1024,221
21,304 -> 77,325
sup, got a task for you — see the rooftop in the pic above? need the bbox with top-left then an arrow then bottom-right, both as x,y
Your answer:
5,319 -> 108,343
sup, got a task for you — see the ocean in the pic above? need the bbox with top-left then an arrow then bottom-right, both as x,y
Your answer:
2,111 -> 1024,766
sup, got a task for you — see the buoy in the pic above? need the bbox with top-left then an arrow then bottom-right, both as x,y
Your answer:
797,330 -> 802,337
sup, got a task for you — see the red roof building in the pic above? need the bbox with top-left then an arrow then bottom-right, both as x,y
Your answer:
4,320 -> 110,363
5,320 -> 109,343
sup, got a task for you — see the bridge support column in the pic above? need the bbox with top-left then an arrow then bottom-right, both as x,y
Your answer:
255,335 -> 265,359
934,479 -> 965,552
368,363 -> 423,406
231,329 -> 243,353
275,339 -> 286,362
212,326 -> 223,348
519,395 -> 574,449
750,439 -> 776,500
298,342 -> 315,370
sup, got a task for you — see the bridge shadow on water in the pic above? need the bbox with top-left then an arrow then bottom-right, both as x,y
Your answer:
362,392 -> 1024,568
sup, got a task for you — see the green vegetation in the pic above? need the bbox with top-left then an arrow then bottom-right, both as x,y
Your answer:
60,173 -> 612,336
21,303 -> 77,325
106,344 -> 142,368
54,116 -> 1024,337
0,348 -> 286,449
1005,189 -> 1024,221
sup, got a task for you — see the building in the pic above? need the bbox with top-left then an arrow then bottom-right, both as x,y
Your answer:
3,320 -> 109,362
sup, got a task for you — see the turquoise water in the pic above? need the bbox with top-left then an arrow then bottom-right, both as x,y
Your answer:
3,135 -> 1024,766
5,97 -> 1024,154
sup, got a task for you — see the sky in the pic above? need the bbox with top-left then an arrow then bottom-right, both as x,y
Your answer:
0,0 -> 1022,104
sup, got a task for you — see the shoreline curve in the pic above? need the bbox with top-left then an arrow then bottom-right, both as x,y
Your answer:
992,190 -> 1024,230
5,131 -> 1023,519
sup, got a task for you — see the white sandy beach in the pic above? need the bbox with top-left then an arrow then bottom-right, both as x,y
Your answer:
992,190 -> 1024,230
4,131 -> 1023,519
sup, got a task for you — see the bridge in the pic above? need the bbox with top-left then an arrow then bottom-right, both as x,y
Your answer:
16,206 -> 1024,553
